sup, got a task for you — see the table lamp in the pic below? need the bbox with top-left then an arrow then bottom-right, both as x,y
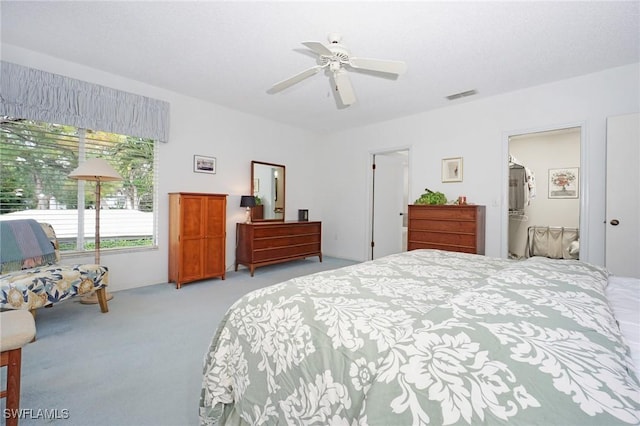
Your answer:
240,195 -> 256,224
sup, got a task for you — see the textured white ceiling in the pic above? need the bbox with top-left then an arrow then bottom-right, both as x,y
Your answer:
2,1 -> 639,134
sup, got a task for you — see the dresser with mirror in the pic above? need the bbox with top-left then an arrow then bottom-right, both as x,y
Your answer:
235,161 -> 322,276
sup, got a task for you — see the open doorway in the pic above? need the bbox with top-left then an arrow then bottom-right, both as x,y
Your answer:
508,127 -> 581,260
370,149 -> 410,260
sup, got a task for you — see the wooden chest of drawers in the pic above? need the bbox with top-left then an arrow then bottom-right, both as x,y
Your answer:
235,221 -> 322,276
407,205 -> 486,254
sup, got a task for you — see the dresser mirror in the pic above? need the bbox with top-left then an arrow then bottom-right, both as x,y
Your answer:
251,161 -> 285,221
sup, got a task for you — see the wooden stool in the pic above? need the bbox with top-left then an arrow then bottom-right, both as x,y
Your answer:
1,310 -> 36,426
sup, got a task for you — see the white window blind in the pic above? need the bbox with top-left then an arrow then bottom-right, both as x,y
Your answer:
0,118 -> 157,253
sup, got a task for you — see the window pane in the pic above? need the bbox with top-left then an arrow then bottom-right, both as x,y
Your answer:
0,118 -> 156,253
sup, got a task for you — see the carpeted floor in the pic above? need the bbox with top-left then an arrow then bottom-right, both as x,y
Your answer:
1,257 -> 357,426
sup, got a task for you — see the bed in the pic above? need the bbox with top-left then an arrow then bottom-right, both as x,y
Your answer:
200,249 -> 640,425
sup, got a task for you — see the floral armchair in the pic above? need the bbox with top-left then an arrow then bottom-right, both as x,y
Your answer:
0,221 -> 109,315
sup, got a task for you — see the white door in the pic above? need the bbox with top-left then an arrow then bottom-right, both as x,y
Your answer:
606,113 -> 640,278
372,151 -> 408,259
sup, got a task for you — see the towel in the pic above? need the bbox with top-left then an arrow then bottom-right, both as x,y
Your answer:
0,219 -> 57,273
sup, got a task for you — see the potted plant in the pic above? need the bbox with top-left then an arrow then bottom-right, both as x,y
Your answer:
414,188 -> 447,205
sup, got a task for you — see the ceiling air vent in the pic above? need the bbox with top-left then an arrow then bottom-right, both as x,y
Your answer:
446,89 -> 477,101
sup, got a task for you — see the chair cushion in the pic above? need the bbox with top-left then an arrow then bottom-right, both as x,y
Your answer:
0,310 -> 36,351
0,264 -> 108,310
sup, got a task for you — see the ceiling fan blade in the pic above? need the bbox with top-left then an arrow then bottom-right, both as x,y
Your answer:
267,66 -> 322,94
332,70 -> 357,106
302,41 -> 333,57
349,57 -> 407,75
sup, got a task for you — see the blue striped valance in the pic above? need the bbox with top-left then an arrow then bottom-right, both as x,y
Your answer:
0,61 -> 170,142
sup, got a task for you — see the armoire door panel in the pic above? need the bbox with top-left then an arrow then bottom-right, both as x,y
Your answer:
180,239 -> 203,281
181,196 -> 204,238
204,237 -> 225,277
206,197 -> 225,237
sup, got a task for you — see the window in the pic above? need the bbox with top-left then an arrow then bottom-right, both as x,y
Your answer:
0,118 -> 157,253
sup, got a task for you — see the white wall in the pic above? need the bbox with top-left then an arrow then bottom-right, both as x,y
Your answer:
4,44 -> 639,288
317,63 -> 640,265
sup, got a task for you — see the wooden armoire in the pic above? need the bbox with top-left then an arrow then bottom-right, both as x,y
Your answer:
168,192 -> 227,288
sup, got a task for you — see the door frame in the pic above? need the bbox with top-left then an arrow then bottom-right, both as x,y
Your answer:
368,145 -> 412,260
501,121 -> 589,262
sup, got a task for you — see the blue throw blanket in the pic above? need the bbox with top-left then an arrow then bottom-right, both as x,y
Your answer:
0,219 -> 57,273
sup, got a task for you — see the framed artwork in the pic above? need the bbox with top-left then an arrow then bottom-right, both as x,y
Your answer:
442,157 -> 463,182
548,167 -> 579,199
194,155 -> 216,174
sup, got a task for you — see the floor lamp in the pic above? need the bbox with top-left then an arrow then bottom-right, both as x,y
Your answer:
68,158 -> 122,304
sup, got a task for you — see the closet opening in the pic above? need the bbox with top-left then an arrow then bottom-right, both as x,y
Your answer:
507,127 -> 581,260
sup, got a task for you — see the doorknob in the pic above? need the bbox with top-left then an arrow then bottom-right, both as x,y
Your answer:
610,219 -> 620,226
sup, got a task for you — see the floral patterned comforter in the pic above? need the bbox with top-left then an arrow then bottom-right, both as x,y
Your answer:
200,249 -> 640,425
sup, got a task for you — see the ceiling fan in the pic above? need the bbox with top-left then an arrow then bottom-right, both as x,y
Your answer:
267,33 -> 407,107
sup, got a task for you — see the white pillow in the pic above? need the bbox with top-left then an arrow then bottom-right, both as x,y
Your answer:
568,240 -> 580,256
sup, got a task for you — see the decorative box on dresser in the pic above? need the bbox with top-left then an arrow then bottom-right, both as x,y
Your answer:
235,221 -> 322,276
168,192 -> 227,289
407,204 -> 486,254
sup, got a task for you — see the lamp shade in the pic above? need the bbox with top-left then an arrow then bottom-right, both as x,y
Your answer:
68,158 -> 122,182
240,195 -> 256,208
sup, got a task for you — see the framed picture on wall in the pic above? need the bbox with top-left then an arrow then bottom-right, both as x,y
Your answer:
194,155 -> 216,174
442,157 -> 463,182
548,167 -> 579,199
